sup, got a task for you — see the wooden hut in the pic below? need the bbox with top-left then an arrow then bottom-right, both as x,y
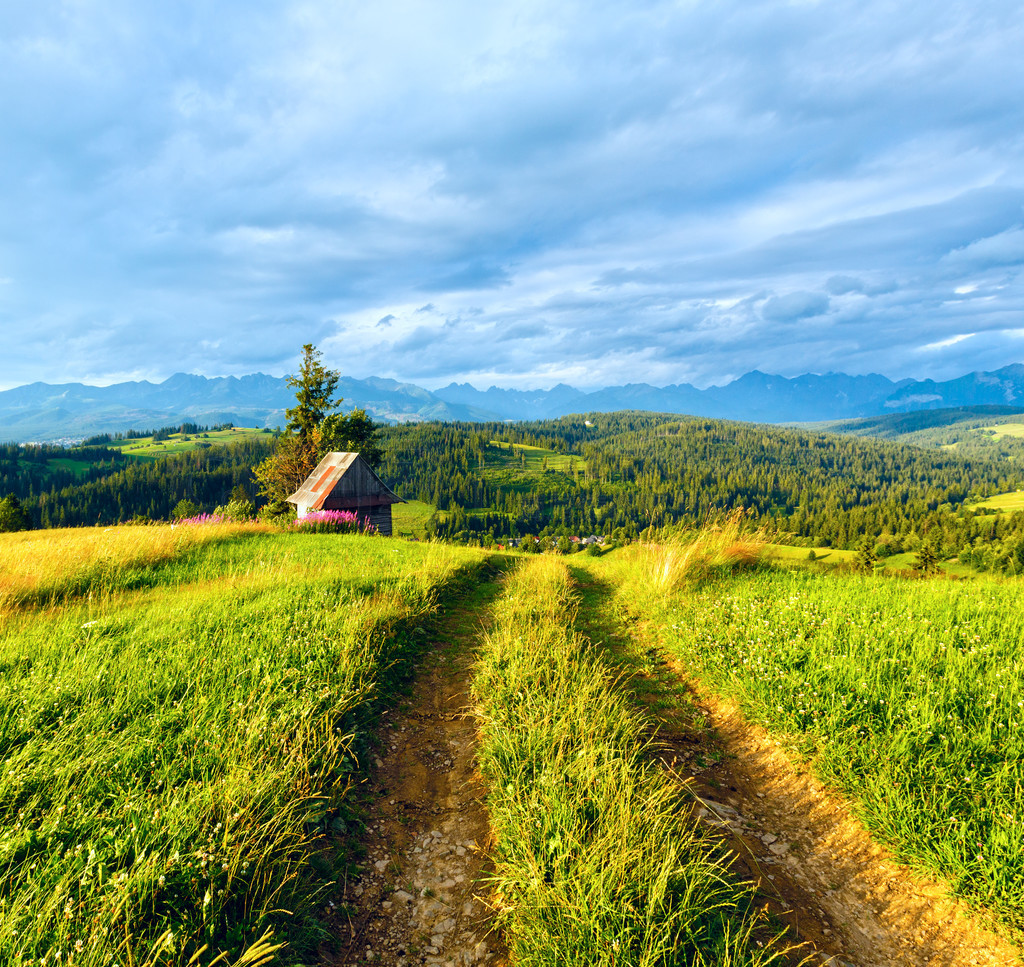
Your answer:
286,452 -> 404,536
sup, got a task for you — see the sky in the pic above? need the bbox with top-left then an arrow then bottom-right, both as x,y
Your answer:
1,0 -> 1023,392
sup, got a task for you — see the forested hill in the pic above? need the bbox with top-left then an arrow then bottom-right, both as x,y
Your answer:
378,412 -> 1024,554
18,437 -> 275,527
7,411 -> 1024,570
808,405 -> 1024,457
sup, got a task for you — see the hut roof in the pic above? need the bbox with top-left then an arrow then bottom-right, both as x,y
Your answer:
286,452 -> 404,511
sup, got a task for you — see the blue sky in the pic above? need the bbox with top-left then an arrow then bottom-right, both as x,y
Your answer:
2,0 -> 1023,391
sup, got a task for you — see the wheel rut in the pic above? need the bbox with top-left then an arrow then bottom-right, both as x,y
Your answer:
569,565 -> 1021,967
325,565 -> 510,967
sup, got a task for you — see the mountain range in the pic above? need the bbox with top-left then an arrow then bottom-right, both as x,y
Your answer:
2,363 -> 1024,443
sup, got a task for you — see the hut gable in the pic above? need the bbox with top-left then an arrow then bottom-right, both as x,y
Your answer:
286,452 -> 404,536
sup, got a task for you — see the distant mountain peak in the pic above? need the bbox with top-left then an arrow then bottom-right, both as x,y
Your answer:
1,364 -> 1022,442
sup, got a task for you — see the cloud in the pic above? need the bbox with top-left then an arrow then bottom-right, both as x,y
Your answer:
1,0 -> 1023,390
497,322 -> 549,342
761,291 -> 831,322
942,227 -> 1024,269
826,275 -> 865,295
420,262 -> 512,292
919,333 -> 975,352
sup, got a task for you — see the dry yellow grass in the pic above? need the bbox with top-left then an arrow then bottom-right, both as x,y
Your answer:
0,521 -> 271,613
615,512 -> 770,596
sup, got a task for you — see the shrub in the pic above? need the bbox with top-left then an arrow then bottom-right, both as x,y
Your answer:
214,497 -> 256,522
172,498 -> 201,520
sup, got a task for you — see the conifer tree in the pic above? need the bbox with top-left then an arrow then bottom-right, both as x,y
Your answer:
0,493 -> 31,532
254,344 -> 380,502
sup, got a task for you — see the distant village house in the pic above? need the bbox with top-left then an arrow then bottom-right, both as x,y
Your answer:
287,452 -> 404,536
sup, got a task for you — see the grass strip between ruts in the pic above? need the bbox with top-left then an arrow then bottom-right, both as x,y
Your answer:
472,555 -> 789,966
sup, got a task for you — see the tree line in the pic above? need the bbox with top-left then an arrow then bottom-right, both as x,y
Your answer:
6,407 -> 1024,572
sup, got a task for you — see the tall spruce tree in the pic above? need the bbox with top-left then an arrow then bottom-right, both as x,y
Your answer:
0,493 -> 31,532
286,344 -> 341,441
254,344 -> 380,503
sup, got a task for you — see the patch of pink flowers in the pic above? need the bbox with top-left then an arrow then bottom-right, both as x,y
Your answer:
289,509 -> 376,534
174,513 -> 228,526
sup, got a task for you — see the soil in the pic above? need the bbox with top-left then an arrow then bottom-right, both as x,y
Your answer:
674,682 -> 1022,967
569,566 -> 1022,967
324,573 -> 509,967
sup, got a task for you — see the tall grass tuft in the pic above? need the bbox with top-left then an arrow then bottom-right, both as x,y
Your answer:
473,556 -> 788,966
617,512 -> 770,597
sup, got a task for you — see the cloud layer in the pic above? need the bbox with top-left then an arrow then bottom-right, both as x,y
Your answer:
1,0 -> 1023,390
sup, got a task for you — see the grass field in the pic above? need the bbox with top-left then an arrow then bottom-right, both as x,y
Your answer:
390,499 -> 435,539
0,525 -> 480,965
608,545 -> 1024,937
767,543 -> 856,565
44,457 -> 104,479
473,555 -> 787,966
976,423 -> 1024,441
768,543 -> 979,575
968,491 -> 1024,513
108,427 -> 269,462
486,439 -> 584,474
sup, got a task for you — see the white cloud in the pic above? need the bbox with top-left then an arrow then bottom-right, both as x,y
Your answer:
919,333 -> 975,352
0,0 -> 1023,389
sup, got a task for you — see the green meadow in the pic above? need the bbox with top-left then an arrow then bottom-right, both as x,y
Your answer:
390,499 -> 436,539
4,513 -> 1023,963
474,556 -> 787,966
486,439 -> 585,474
0,525 -> 480,965
977,423 -> 1024,442
109,428 -> 269,462
603,538 -> 1024,936
968,490 -> 1024,513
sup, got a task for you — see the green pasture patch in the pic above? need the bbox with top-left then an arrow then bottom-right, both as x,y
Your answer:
768,544 -> 970,575
767,543 -> 856,565
391,499 -> 435,538
640,568 -> 1024,936
111,427 -> 267,462
487,439 -> 585,474
0,531 -> 479,964
44,456 -> 103,478
976,422 -> 1024,441
968,490 -> 1024,513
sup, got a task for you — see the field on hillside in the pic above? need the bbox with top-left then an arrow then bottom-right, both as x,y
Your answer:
108,426 -> 269,461
767,543 -> 856,565
977,423 -> 1024,441
486,438 -> 584,474
603,546 -> 1024,936
390,499 -> 435,538
969,490 -> 1024,513
0,524 -> 480,965
43,456 -> 106,480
